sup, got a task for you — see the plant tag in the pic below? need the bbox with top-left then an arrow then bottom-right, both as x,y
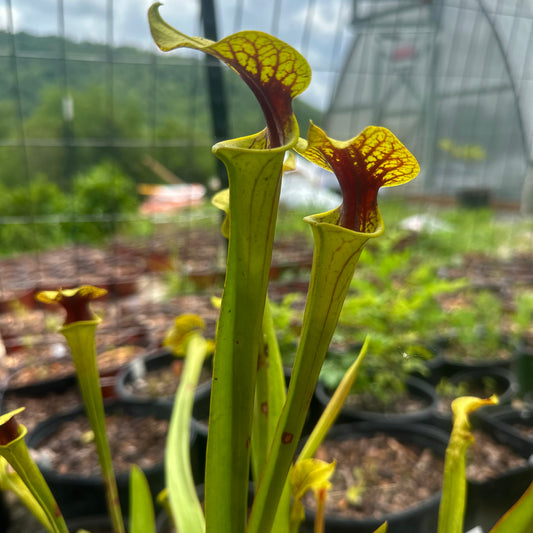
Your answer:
465,527 -> 483,533
130,357 -> 146,380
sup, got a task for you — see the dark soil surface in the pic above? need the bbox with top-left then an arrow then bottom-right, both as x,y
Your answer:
3,387 -> 82,432
305,433 -> 444,519
467,429 -> 529,482
513,424 -> 533,440
5,345 -> 146,391
32,411 -> 169,475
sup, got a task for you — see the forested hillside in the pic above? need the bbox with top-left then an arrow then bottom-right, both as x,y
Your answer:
0,31 -> 321,189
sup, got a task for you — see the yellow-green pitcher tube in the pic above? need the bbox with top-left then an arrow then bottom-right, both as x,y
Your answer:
205,117 -> 299,533
61,319 -> 125,533
247,206 -> 384,533
0,417 -> 69,533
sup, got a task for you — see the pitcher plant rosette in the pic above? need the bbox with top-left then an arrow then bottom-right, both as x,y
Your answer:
0,4 -> 532,533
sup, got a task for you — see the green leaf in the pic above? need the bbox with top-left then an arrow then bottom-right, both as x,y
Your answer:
129,465 -> 155,533
298,337 -> 370,461
211,188 -> 230,239
166,334 -> 207,533
490,482 -> 533,533
0,456 -> 52,532
251,298 -> 287,485
204,128 -> 298,533
438,395 -> 499,533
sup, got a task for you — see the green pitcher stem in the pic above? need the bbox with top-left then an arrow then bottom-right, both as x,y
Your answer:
61,320 -> 125,533
0,431 -> 69,533
247,208 -> 384,533
205,124 -> 298,533
251,298 -> 287,486
166,333 -> 207,533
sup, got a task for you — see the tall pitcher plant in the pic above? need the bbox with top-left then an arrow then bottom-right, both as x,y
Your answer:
1,5 -> 532,533
148,4 -> 533,533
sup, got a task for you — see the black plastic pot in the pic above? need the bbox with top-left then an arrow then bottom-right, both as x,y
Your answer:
26,400 -> 179,519
429,367 -> 517,432
5,359 -> 77,396
0,491 -> 10,533
425,335 -> 518,378
116,348 -> 212,408
465,419 -> 533,532
300,422 -> 449,533
314,376 -> 438,425
476,406 -> 533,458
511,344 -> 533,402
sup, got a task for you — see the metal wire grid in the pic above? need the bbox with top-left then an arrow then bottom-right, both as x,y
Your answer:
327,0 -> 533,204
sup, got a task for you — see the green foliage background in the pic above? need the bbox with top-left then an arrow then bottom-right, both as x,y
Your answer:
0,31 -> 321,190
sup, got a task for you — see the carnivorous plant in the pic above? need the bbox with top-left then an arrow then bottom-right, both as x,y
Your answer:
0,5 -> 532,533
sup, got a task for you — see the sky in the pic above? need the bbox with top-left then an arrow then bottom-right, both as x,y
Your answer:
1,0 -> 358,111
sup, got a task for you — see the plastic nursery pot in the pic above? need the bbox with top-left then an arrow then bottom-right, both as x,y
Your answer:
116,347 -> 213,408
5,359 -> 78,396
314,375 -> 438,425
0,491 -> 10,533
464,416 -> 533,532
300,422 -> 449,533
476,406 -> 533,459
429,366 -> 518,432
511,344 -> 533,401
25,400 -> 184,519
2,379 -> 82,435
427,334 -> 517,375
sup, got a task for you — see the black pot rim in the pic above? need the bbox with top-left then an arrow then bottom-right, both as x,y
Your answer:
449,367 -> 518,405
116,347 -> 212,406
26,399 -> 180,483
5,361 -> 78,395
427,334 -> 518,372
315,375 -> 438,424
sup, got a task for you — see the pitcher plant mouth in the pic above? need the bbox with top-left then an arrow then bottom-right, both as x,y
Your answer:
36,285 -> 107,325
0,408 -> 26,447
295,122 -> 419,234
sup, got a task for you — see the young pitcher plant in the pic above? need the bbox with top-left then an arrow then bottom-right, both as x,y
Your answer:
0,4 -> 532,533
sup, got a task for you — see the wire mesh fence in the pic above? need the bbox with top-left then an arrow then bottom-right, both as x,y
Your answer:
0,0 -> 530,351
0,5 -> 531,363
1,3 -> 533,531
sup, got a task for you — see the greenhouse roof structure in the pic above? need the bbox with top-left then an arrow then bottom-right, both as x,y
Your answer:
326,0 -> 533,204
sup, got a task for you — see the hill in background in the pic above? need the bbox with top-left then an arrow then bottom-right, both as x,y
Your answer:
0,30 -> 321,189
